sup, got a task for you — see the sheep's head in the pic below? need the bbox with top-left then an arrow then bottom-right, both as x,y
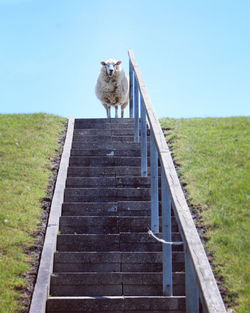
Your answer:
101,59 -> 122,77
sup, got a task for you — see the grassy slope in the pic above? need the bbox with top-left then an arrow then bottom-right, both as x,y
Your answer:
160,117 -> 250,313
0,113 -> 66,313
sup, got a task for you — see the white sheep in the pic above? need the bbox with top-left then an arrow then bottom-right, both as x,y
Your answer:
95,59 -> 129,118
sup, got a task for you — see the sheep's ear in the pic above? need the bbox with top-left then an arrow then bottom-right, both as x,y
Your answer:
101,61 -> 106,66
116,61 -> 122,65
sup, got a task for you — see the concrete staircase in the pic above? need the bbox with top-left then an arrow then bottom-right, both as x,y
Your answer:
46,118 -> 186,313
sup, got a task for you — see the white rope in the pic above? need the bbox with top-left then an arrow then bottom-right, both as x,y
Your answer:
148,229 -> 183,245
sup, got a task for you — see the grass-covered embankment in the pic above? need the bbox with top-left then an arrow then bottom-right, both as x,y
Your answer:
160,117 -> 250,313
0,113 -> 66,313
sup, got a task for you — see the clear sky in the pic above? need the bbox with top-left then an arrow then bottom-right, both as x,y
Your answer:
0,0 -> 249,119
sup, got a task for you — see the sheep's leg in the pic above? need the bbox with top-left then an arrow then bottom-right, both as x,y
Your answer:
115,106 -> 118,118
107,106 -> 111,118
121,101 -> 128,118
104,104 -> 110,118
103,103 -> 110,118
104,103 -> 111,118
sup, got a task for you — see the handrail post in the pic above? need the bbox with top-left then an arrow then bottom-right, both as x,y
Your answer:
134,76 -> 139,143
185,247 -> 199,313
150,133 -> 159,232
140,97 -> 147,176
161,167 -> 173,296
129,60 -> 134,118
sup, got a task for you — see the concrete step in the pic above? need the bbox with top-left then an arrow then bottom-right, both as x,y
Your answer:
71,148 -> 149,157
71,142 -> 149,150
69,156 -> 151,167
61,201 -> 152,216
72,135 -> 150,143
66,176 -> 150,188
46,295 -> 186,313
74,118 -> 136,129
67,167 -> 152,177
64,188 -> 151,202
59,216 -> 179,234
50,272 -> 185,296
73,128 -> 149,136
72,136 -> 150,144
61,201 -> 166,217
56,233 -> 183,252
53,251 -> 185,273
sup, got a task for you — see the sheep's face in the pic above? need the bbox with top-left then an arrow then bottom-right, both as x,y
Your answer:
101,59 -> 122,77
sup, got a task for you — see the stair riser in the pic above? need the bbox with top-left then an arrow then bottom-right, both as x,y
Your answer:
61,201 -> 153,216
67,167 -> 152,177
64,188 -> 151,202
62,207 -> 152,216
56,234 -> 183,252
71,142 -> 149,150
71,149 -> 149,157
53,252 -> 184,273
50,273 -> 185,297
50,284 -> 185,297
59,216 -> 179,234
74,118 -> 138,129
73,129 -> 149,136
72,136 -> 150,143
59,225 -> 179,234
46,296 -> 186,313
64,190 -> 167,202
75,117 -> 135,121
66,177 -> 150,188
53,262 -> 184,273
69,157 -> 151,167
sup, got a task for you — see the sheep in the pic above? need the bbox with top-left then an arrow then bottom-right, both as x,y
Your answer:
95,59 -> 129,118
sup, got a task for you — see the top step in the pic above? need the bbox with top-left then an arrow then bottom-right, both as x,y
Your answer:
74,118 -> 137,129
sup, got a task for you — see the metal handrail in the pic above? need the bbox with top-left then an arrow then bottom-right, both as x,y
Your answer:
128,50 -> 227,313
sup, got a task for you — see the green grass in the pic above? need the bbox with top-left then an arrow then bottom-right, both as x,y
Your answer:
0,113 -> 66,313
160,117 -> 250,313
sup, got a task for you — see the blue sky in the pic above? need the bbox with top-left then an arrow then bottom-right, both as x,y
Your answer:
0,0 -> 249,119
